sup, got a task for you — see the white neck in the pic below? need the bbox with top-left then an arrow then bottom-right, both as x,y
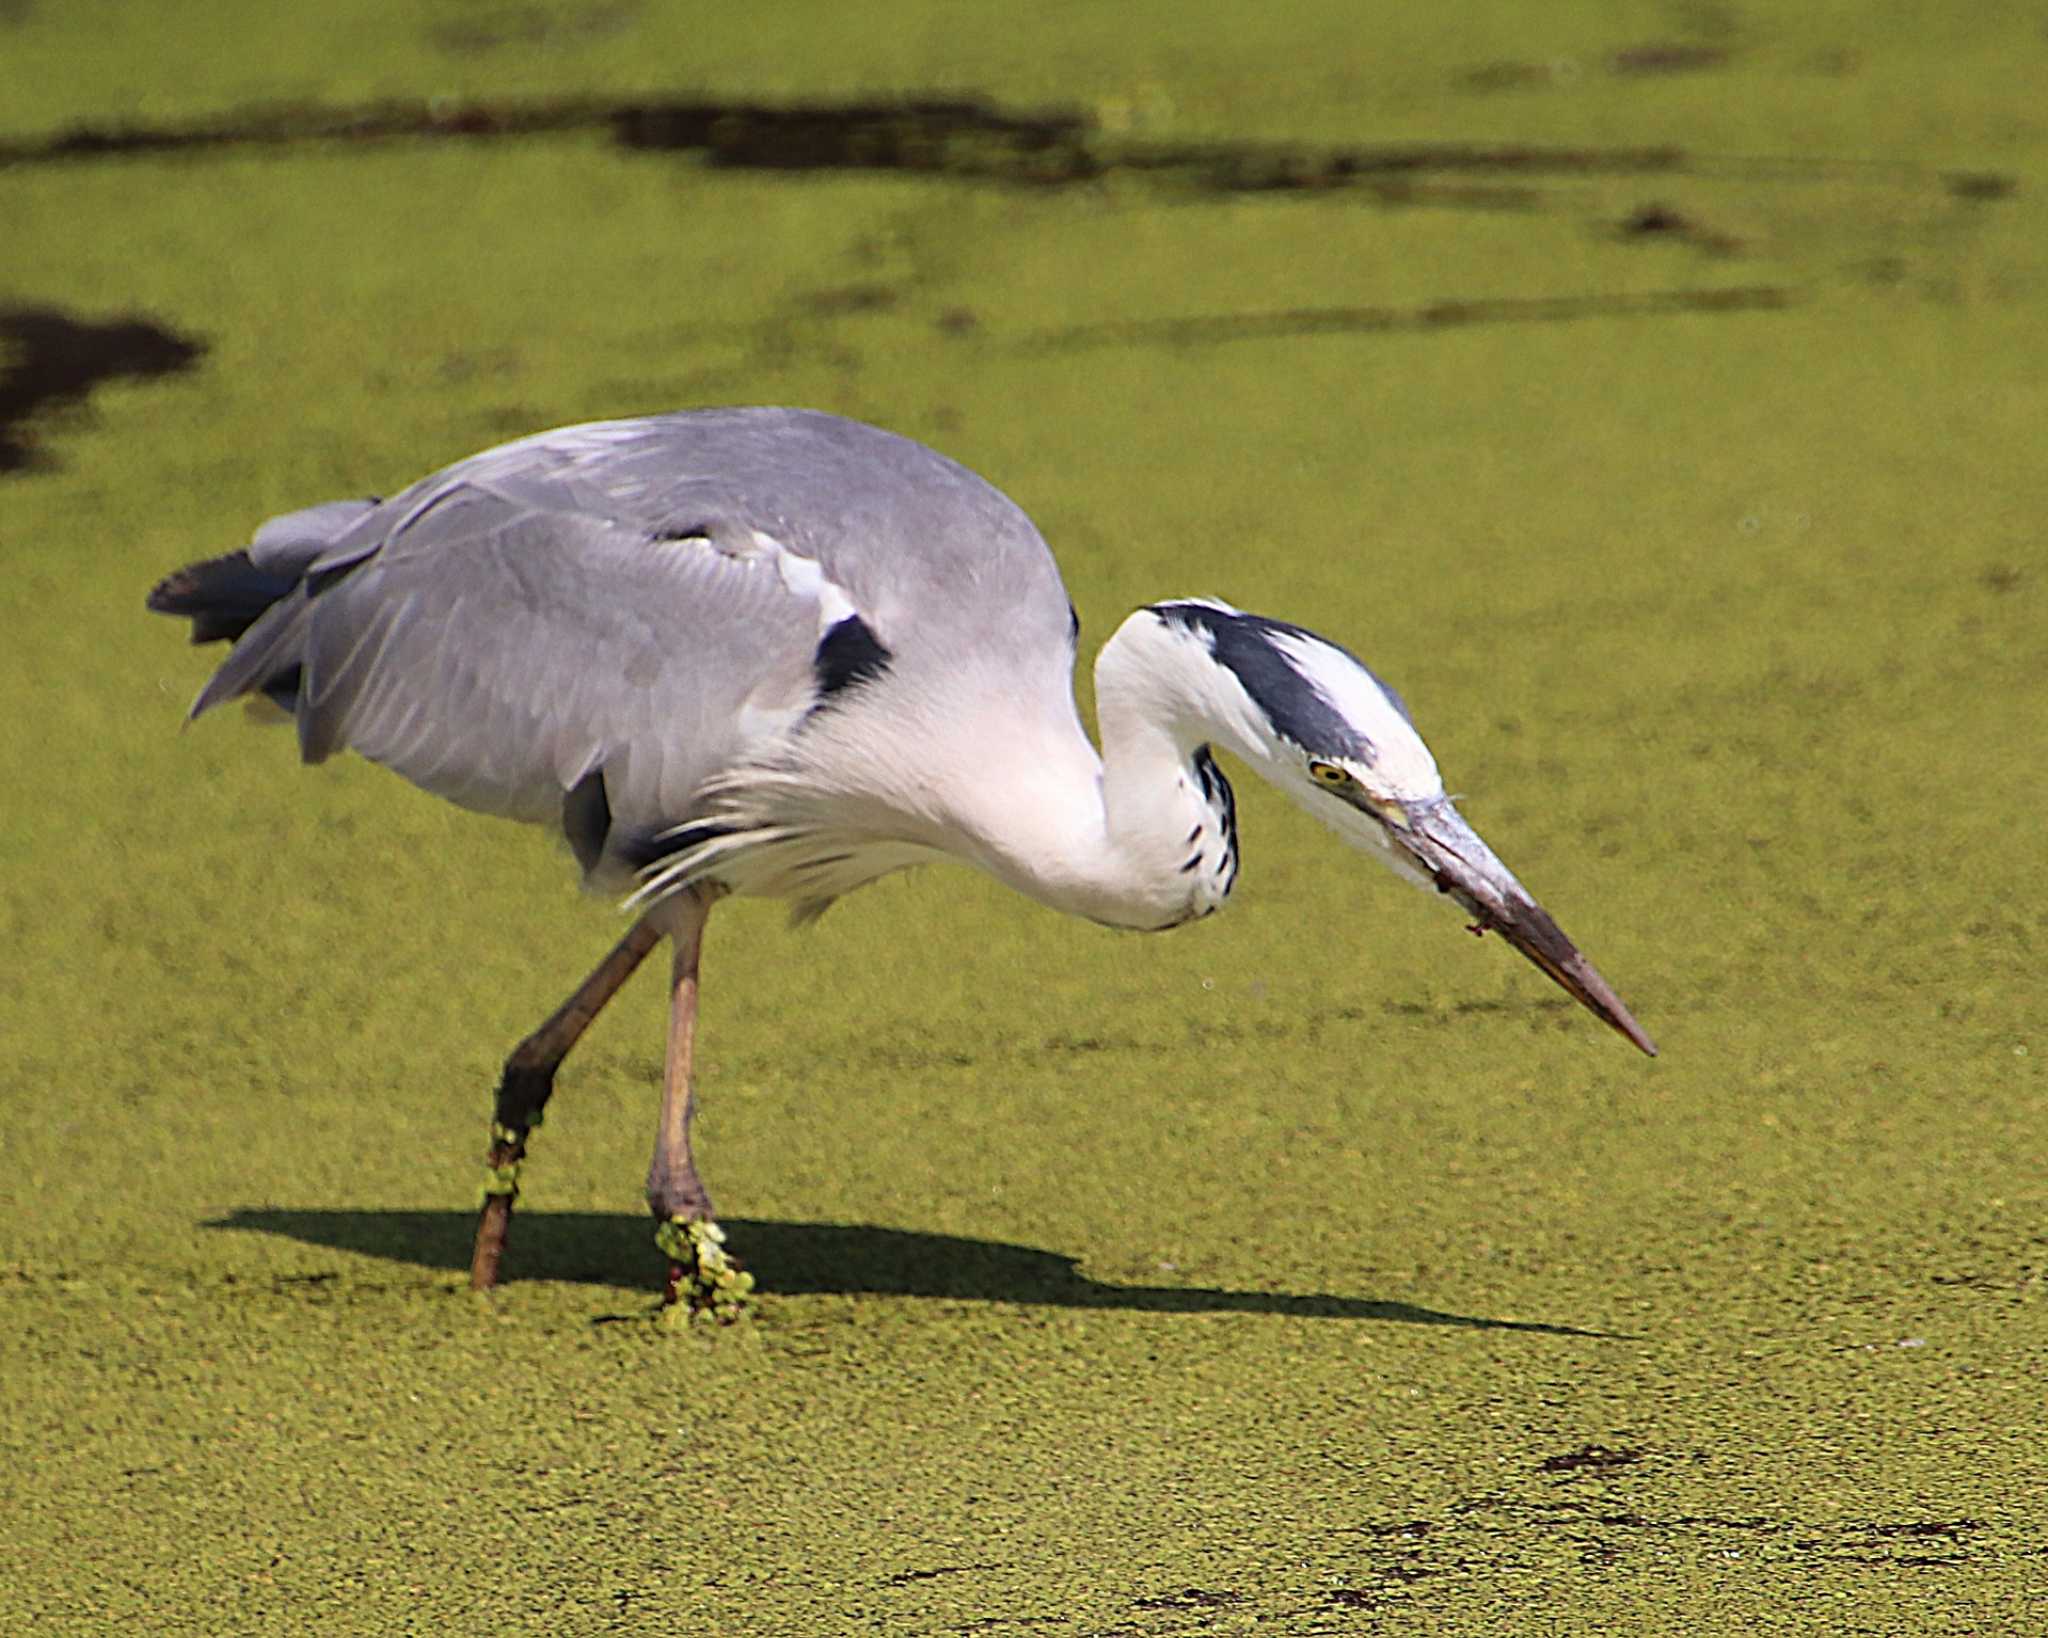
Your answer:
943,609 -> 1273,930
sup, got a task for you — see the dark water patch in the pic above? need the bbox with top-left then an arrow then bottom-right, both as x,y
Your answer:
0,96 -> 609,164
0,303 -> 205,473
1020,286 -> 1798,354
612,97 -> 1096,185
884,1563 -> 1005,1588
0,92 -> 2013,210
1945,170 -> 2018,201
1853,1519 -> 1981,1543
1617,200 -> 1746,254
1456,61 -> 1569,94
0,95 -> 1092,180
1611,42 -> 1732,76
205,1207 -> 1623,1333
1458,41 -> 1731,93
1538,1443 -> 1647,1477
1344,1494 -> 1999,1578
803,282 -> 900,315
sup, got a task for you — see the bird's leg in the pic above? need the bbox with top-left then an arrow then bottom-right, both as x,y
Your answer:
469,917 -> 663,1292
645,886 -> 753,1322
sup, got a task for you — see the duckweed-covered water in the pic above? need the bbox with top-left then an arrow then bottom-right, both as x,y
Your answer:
3,3 -> 2042,1631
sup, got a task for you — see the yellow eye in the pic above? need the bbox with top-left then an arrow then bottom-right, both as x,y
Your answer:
1309,760 -> 1349,787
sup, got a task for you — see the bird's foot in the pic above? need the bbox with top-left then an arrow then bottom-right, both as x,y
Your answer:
654,1218 -> 755,1324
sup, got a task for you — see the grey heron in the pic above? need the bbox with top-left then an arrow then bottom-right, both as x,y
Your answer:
148,407 -> 1654,1318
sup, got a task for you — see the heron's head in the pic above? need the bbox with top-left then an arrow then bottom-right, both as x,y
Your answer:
1148,600 -> 1656,1057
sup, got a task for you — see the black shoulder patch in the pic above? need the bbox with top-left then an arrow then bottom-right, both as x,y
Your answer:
812,614 -> 893,703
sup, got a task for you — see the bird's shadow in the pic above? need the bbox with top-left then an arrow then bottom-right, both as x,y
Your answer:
203,1209 -> 1621,1337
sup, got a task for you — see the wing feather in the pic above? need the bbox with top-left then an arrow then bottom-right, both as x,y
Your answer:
179,408 -> 1084,892
282,489 -> 825,843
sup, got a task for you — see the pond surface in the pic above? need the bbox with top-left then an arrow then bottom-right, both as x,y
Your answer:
2,3 -> 2042,1630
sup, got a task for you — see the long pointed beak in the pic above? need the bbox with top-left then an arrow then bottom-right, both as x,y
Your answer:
1391,798 -> 1658,1057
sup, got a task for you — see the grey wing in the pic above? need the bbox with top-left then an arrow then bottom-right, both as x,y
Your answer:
186,407 -> 1082,886
200,476 -> 832,873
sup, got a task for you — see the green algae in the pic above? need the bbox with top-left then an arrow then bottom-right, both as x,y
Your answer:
652,1218 -> 757,1325
3,1 -> 2046,1632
